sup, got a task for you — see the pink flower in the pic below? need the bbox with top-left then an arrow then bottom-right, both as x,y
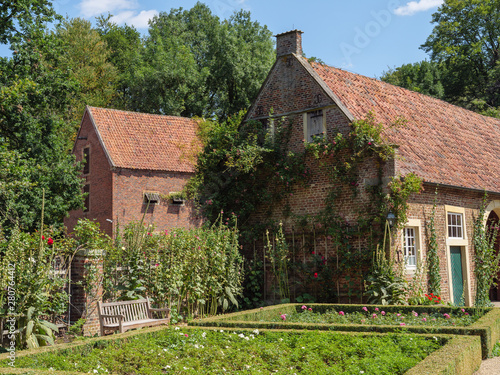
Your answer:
362,307 -> 368,312
339,311 -> 345,316
372,314 -> 377,318
465,312 -> 469,316
260,307 -> 263,310
413,312 -> 418,317
308,308 -> 312,311
184,334 -> 188,337
397,313 -> 401,317
375,308 -> 379,312
280,314 -> 287,321
381,311 -> 386,316
301,305 -> 307,310
400,323 -> 406,326
155,263 -> 159,267
422,318 -> 427,322
312,251 -> 315,255
443,313 -> 450,319
47,238 -> 53,246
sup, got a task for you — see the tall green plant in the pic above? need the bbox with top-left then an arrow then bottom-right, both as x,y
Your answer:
473,195 -> 500,307
266,222 -> 290,303
427,193 -> 441,296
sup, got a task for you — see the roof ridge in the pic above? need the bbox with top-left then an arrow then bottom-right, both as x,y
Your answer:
87,106 -> 198,122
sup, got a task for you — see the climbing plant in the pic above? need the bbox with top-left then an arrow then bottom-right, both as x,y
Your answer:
427,189 -> 441,296
473,194 -> 500,307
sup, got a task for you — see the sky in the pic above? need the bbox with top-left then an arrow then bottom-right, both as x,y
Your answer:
2,0 -> 445,78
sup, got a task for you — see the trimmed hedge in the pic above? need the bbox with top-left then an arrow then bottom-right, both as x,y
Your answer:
190,303 -> 500,358
405,336 -> 482,375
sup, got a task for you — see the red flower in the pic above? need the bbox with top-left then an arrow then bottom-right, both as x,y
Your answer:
41,235 -> 45,240
314,272 -> 318,278
47,238 -> 53,245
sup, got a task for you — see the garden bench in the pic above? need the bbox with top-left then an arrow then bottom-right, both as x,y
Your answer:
97,298 -> 170,336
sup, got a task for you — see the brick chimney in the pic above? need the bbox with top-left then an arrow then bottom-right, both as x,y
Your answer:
276,29 -> 303,57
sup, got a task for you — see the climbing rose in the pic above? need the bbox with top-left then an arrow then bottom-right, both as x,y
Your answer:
313,272 -> 318,278
47,238 -> 53,245
41,235 -> 45,240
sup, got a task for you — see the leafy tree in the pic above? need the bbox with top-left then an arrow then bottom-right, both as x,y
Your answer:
381,60 -> 445,99
422,0 -> 500,112
53,18 -> 119,126
0,24 -> 84,231
123,2 -> 274,119
0,0 -> 56,44
96,15 -> 142,110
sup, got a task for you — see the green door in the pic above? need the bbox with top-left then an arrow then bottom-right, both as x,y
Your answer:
450,246 -> 464,305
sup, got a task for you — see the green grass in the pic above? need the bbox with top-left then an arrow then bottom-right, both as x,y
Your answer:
1,327 -> 445,374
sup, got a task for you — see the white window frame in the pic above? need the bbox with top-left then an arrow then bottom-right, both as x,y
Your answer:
403,227 -> 417,270
447,212 -> 464,239
303,109 -> 326,142
402,219 -> 422,272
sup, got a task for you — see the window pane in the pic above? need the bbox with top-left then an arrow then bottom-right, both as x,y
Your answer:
83,148 -> 90,175
307,110 -> 323,141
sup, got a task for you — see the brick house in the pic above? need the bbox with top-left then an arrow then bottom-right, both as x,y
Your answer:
65,106 -> 202,237
245,30 -> 500,306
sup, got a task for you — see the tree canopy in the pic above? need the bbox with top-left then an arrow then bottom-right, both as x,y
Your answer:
382,0 -> 500,118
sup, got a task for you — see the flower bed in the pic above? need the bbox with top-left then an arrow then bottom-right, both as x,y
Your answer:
0,326 -> 446,374
190,304 -> 500,358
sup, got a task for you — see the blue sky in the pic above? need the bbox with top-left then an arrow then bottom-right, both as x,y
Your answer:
3,0 -> 444,78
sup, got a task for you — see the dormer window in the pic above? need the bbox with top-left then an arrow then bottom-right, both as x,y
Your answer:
305,110 -> 325,142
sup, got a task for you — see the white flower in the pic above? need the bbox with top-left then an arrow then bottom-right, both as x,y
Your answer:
253,329 -> 259,335
194,344 -> 199,348
175,327 -> 180,330
279,338 -> 283,342
202,332 -> 207,338
220,329 -> 224,332
164,365 -> 171,369
121,247 -> 125,251
301,347 -> 305,349
244,336 -> 249,340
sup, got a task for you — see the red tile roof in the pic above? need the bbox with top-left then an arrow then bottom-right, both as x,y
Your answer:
87,106 -> 200,173
310,61 -> 500,193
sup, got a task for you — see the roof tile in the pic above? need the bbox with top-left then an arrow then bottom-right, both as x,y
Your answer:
87,106 -> 200,173
311,61 -> 500,193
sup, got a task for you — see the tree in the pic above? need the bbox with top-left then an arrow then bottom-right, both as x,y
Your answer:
54,18 -> 119,126
421,0 -> 500,110
0,0 -> 56,44
123,2 -> 274,120
381,60 -> 445,99
0,25 -> 84,231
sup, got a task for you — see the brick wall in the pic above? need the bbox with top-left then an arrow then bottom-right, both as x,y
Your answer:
65,111 -> 113,235
112,168 -> 202,234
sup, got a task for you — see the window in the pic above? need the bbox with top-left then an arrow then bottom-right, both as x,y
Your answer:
83,184 -> 90,213
144,192 -> 160,205
403,227 -> 417,270
305,110 -> 324,142
447,212 -> 463,239
83,147 -> 90,175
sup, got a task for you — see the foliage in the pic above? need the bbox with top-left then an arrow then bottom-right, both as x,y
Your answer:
6,327 -> 443,374
274,305 -> 477,326
241,259 -> 264,309
386,173 -> 423,230
473,194 -> 500,307
53,17 -> 118,126
0,22 -> 84,232
265,222 -> 290,303
0,221 -> 70,348
189,113 -> 308,238
117,2 -> 274,120
0,0 -> 57,44
381,60 -> 445,99
104,216 -> 244,318
427,191 -> 441,296
365,225 -> 407,305
386,0 -> 500,117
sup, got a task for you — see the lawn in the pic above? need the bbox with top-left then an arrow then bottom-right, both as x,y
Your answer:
1,327 -> 445,374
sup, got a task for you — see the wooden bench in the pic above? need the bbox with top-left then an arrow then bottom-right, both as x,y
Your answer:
97,298 -> 170,336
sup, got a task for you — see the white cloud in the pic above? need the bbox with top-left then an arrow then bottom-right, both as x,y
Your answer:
110,9 -> 158,29
394,0 -> 444,16
78,0 -> 138,18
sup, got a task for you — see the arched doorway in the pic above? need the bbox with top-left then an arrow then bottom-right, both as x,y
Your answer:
487,210 -> 500,301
